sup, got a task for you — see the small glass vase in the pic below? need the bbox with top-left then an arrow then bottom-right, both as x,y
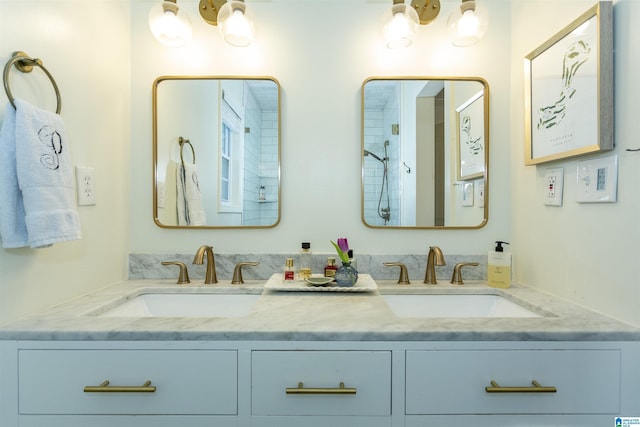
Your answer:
335,262 -> 358,287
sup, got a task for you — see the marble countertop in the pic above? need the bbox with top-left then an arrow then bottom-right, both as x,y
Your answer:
1,275 -> 638,341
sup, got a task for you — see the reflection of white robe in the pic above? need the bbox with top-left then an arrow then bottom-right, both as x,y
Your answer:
177,162 -> 206,226
160,161 -> 178,226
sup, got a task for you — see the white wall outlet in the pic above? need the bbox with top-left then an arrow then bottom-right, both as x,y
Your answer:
576,155 -> 618,203
75,166 -> 96,206
544,167 -> 564,206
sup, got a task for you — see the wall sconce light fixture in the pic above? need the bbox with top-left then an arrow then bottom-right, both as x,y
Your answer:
382,0 -> 441,49
199,0 -> 255,47
447,0 -> 489,47
148,0 -> 193,47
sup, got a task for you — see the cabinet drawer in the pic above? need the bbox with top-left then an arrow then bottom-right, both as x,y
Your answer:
405,349 -> 620,415
252,351 -> 391,416
19,350 -> 237,415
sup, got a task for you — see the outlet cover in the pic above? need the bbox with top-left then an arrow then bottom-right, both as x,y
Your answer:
75,166 -> 96,206
576,155 -> 618,203
544,167 -> 564,206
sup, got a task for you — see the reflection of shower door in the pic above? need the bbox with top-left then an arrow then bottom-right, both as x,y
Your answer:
416,90 -> 445,226
434,90 -> 445,226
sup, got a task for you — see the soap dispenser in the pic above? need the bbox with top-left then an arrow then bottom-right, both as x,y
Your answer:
488,241 -> 511,289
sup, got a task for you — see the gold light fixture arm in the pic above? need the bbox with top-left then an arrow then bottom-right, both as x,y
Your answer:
411,0 -> 441,25
199,0 -> 228,25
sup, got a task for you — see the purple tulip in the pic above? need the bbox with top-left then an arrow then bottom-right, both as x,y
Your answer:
337,237 -> 349,253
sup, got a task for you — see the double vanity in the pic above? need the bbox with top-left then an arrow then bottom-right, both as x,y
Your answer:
1,274 -> 639,426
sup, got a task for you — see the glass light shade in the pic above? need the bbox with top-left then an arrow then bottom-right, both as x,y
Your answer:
381,3 -> 420,49
447,0 -> 489,47
218,1 -> 255,47
148,1 -> 192,47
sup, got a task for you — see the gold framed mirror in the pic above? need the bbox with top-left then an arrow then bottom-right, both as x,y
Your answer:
153,76 -> 281,228
362,77 -> 489,229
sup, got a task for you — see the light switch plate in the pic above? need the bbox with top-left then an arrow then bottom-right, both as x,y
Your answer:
544,167 -> 564,206
576,155 -> 618,203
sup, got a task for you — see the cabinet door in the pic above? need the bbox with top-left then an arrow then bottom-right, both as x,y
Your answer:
19,350 -> 237,415
406,349 -> 620,415
252,351 -> 391,416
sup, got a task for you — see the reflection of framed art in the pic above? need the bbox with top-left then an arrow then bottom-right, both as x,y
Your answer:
456,90 -> 485,180
524,1 -> 613,166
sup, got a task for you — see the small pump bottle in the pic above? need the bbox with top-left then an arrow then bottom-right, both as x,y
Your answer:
283,258 -> 295,282
259,185 -> 266,201
324,257 -> 338,278
298,242 -> 312,280
347,249 -> 357,269
487,241 -> 511,289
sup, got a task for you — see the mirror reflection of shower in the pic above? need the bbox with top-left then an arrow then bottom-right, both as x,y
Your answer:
364,140 -> 391,225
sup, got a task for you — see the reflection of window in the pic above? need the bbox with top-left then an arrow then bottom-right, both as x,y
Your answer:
220,123 -> 231,203
218,93 -> 244,213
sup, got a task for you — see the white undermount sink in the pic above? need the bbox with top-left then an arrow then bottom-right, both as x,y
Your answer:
95,293 -> 261,318
381,294 -> 541,318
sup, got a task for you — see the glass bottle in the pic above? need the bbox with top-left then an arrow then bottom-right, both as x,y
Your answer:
298,242 -> 312,280
324,257 -> 338,278
283,258 -> 295,282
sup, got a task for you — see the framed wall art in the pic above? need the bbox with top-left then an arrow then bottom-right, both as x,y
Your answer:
456,90 -> 485,180
524,1 -> 613,166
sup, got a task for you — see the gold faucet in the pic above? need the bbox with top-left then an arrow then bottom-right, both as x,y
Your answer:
193,245 -> 217,284
383,262 -> 410,285
450,262 -> 479,285
232,262 -> 260,284
161,261 -> 190,284
424,246 -> 446,284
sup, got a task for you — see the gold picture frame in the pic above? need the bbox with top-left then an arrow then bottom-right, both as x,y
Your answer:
524,1 -> 613,166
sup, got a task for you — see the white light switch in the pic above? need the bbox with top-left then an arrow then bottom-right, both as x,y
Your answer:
576,155 -> 618,203
544,167 -> 564,206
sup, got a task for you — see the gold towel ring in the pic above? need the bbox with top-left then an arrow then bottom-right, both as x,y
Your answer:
178,137 -> 196,165
3,51 -> 62,114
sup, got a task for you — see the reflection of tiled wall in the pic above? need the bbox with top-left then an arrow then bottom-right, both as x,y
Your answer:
242,90 -> 279,226
243,89 -> 262,225
259,110 -> 279,225
363,84 -> 400,226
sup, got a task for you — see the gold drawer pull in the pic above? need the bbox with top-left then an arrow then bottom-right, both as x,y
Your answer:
485,380 -> 557,393
286,381 -> 357,395
84,380 -> 156,393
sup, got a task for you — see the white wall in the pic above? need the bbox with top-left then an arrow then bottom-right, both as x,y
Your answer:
0,0 -> 131,323
130,0 -> 512,256
6,0 -> 634,329
510,0 -> 640,326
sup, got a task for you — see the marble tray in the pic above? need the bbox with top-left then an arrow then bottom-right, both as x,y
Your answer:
264,273 -> 377,292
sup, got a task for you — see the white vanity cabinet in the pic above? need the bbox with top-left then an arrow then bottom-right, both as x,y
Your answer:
251,350 -> 392,427
2,340 -> 639,427
405,349 -> 620,421
14,344 -> 239,427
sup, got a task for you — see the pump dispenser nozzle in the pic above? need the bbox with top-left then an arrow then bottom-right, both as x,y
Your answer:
494,241 -> 509,252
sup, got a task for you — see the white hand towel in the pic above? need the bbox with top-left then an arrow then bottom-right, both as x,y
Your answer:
176,163 -> 188,226
0,99 -> 82,248
0,103 -> 29,248
182,162 -> 206,226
